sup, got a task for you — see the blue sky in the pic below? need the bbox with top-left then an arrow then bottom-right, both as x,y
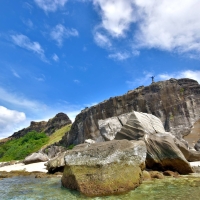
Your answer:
1,0 -> 200,138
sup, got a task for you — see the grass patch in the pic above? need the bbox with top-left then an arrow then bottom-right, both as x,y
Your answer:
41,124 -> 71,149
0,131 -> 49,162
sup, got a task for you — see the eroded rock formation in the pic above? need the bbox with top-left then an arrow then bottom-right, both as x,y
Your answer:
144,133 -> 194,174
59,78 -> 200,147
10,113 -> 71,139
61,140 -> 146,197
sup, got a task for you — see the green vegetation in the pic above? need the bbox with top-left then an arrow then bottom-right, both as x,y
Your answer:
0,131 -> 49,162
0,124 -> 72,162
169,113 -> 174,121
41,124 -> 71,149
180,88 -> 184,95
67,144 -> 75,150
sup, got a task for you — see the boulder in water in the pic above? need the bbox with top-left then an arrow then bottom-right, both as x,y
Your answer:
61,139 -> 146,197
144,133 -> 193,174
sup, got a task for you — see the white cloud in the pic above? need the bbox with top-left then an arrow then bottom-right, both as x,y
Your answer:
94,32 -> 111,48
11,34 -> 46,61
52,53 -> 59,61
35,74 -> 45,82
50,24 -> 79,46
159,70 -> 200,83
92,0 -> 200,56
34,0 -> 68,12
22,19 -> 34,28
11,69 -> 20,78
0,106 -> 26,139
93,0 -> 136,37
0,87 -> 47,112
133,0 -> 200,55
108,52 -> 130,60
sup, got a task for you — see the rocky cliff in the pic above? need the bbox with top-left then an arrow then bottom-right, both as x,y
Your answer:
59,78 -> 200,147
10,113 -> 72,139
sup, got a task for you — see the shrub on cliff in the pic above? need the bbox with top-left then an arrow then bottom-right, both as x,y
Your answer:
0,131 -> 49,162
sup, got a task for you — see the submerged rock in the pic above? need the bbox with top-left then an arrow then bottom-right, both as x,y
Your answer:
144,133 -> 193,174
61,140 -> 146,197
24,153 -> 49,165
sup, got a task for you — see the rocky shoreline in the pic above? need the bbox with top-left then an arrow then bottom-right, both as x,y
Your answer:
1,78 -> 200,197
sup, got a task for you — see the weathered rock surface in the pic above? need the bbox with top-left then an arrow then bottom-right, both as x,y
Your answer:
184,119 -> 200,148
10,113 -> 71,139
115,111 -> 165,140
144,133 -> 194,174
46,152 -> 66,173
195,139 -> 200,151
42,145 -> 66,159
59,78 -> 200,147
61,140 -> 146,197
173,136 -> 200,162
24,153 -> 49,165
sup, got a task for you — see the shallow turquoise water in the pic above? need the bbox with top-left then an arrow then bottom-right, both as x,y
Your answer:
1,175 -> 200,200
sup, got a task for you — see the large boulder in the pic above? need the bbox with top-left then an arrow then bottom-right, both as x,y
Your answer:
144,133 -> 193,174
115,111 -> 165,140
61,140 -> 146,197
46,152 -> 66,173
24,153 -> 49,165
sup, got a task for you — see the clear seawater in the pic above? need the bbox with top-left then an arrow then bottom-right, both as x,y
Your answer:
1,174 -> 200,200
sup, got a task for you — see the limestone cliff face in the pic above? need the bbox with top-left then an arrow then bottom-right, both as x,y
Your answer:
10,113 -> 72,139
59,78 -> 200,147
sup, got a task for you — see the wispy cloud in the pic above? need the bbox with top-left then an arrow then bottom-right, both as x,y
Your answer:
108,52 -> 130,61
73,79 -> 80,84
94,32 -> 111,48
126,71 -> 154,88
126,70 -> 200,89
34,0 -> 68,12
0,86 -> 47,112
35,74 -> 45,82
50,24 -> 79,46
158,70 -> 200,83
11,34 -> 46,61
11,69 -> 20,78
52,53 -> 59,61
22,19 -> 34,29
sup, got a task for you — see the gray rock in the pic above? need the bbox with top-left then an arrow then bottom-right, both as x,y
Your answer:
194,138 -> 200,151
61,140 -> 146,197
59,78 -> 200,147
115,111 -> 165,140
98,116 -> 123,141
42,145 -> 66,159
46,152 -> 66,173
24,153 -> 49,165
144,133 -> 193,174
